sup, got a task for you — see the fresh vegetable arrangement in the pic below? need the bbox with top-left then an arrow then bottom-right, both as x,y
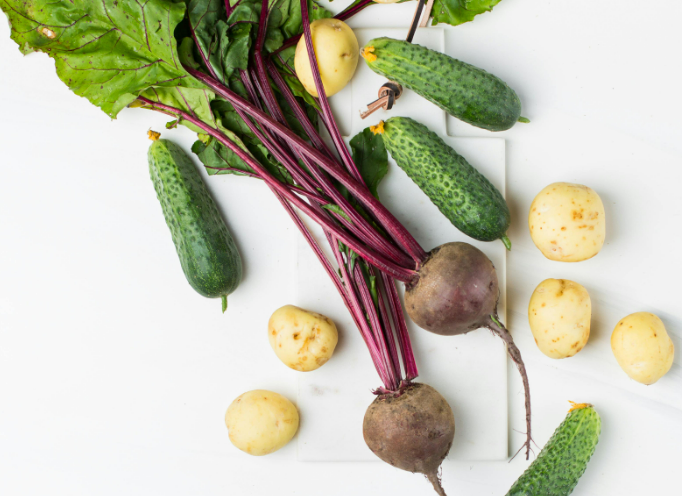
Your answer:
0,0 -> 533,492
2,0 -> 674,494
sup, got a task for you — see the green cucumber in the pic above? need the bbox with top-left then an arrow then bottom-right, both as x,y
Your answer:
149,139 -> 242,311
362,38 -> 524,132
376,117 -> 511,248
506,403 -> 601,496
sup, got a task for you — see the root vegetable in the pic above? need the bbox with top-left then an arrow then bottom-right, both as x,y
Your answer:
225,390 -> 299,456
528,279 -> 591,359
529,182 -> 605,262
268,305 -> 338,371
294,18 -> 359,97
611,312 -> 674,384
406,242 -> 497,335
406,242 -> 533,458
363,383 -> 455,496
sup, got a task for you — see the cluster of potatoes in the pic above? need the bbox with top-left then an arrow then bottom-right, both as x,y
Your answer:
528,182 -> 674,385
225,305 -> 339,456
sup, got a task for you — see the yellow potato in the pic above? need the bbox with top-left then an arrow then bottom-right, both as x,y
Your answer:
268,305 -> 338,371
225,390 -> 299,456
528,279 -> 591,359
372,0 -> 400,3
529,182 -> 605,262
294,18 -> 359,97
611,312 -> 674,385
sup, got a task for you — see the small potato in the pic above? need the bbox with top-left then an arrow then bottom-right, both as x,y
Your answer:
529,182 -> 605,262
294,18 -> 359,97
528,279 -> 591,359
611,312 -> 674,385
225,390 -> 299,456
268,305 -> 338,371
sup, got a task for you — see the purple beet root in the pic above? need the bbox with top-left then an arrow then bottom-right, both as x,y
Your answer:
363,383 -> 455,495
406,242 -> 533,459
406,242 -> 498,336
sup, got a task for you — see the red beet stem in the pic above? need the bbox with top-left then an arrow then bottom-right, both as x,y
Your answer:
297,0 -> 427,263
185,66 -> 427,265
383,272 -> 418,380
138,97 -> 416,282
168,2 -> 422,390
273,0 -> 375,55
353,263 -> 399,390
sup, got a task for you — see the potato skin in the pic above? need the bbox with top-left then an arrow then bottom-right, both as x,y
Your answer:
529,182 -> 605,262
611,312 -> 674,385
294,18 -> 359,97
225,390 -> 299,456
528,279 -> 591,359
268,305 -> 338,371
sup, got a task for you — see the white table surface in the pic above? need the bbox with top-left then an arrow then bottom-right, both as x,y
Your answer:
1,1 -> 681,495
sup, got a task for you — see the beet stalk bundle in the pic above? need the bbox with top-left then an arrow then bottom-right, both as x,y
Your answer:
0,0 -> 531,493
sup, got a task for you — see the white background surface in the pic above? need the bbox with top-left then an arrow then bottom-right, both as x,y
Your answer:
1,1 -> 681,495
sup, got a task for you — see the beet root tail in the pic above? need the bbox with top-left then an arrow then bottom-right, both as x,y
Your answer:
487,314 -> 533,460
426,471 -> 448,496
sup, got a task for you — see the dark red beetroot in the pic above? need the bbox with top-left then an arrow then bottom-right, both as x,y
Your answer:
363,383 -> 455,496
406,242 -> 533,458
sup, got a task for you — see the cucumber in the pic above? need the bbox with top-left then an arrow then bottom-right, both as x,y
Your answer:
506,403 -> 601,496
149,139 -> 242,311
362,38 -> 524,132
375,117 -> 511,248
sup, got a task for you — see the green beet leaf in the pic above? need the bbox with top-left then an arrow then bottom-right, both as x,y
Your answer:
192,131 -> 294,184
431,0 -> 503,26
191,133 -> 254,177
0,0 -> 204,118
350,127 -> 389,200
139,86 -> 218,134
187,0 -> 252,84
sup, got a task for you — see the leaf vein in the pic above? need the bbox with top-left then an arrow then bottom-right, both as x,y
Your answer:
61,58 -> 163,72
135,0 -> 152,52
166,4 -> 178,69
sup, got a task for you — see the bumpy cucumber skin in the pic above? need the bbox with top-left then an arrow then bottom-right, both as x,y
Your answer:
382,117 -> 510,242
366,38 -> 522,131
149,140 -> 242,300
506,406 -> 601,496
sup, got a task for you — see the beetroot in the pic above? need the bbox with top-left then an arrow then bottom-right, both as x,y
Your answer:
406,242 -> 498,335
363,383 -> 455,495
407,242 -> 533,458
